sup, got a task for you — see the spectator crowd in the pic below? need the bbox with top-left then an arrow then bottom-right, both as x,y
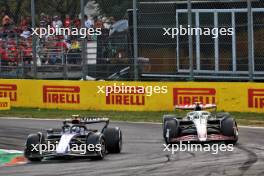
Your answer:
0,12 -> 114,67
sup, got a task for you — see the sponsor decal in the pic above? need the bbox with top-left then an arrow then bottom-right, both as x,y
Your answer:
173,88 -> 216,105
0,102 -> 8,107
0,97 -> 10,110
106,86 -> 145,105
0,84 -> 17,101
248,89 -> 264,108
43,86 -> 80,104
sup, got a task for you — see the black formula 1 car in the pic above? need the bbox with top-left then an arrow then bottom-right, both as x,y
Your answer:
162,103 -> 238,144
24,116 -> 122,161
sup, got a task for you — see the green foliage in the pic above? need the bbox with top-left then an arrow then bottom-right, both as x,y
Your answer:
0,0 -> 30,23
0,0 -> 82,23
35,0 -> 81,18
95,0 -> 132,20
0,0 -> 132,23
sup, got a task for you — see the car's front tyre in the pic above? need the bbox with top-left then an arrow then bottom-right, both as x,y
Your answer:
164,120 -> 179,144
24,133 -> 44,162
221,118 -> 238,144
86,133 -> 106,160
162,115 -> 178,139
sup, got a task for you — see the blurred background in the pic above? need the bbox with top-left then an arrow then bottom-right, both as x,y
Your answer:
0,0 -> 263,81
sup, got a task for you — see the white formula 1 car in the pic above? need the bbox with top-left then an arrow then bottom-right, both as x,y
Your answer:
24,116 -> 122,161
162,103 -> 238,144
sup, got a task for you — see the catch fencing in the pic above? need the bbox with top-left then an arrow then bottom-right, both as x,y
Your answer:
0,0 -> 263,81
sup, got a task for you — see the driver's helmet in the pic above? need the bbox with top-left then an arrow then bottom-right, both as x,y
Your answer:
71,126 -> 81,133
194,102 -> 202,111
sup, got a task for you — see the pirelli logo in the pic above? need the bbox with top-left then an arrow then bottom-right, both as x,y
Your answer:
0,102 -> 8,108
173,88 -> 216,105
43,86 -> 80,104
248,89 -> 264,109
0,97 -> 10,110
0,84 -> 17,101
106,87 -> 145,105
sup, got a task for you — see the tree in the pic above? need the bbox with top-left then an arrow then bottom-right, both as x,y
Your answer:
0,0 -> 30,23
0,0 -> 132,24
94,0 -> 132,20
0,0 -> 85,24
36,0 -> 84,18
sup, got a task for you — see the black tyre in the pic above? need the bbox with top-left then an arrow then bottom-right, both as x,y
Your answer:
221,118 -> 238,144
162,115 -> 177,139
87,133 -> 106,160
163,114 -> 177,123
24,133 -> 43,162
103,127 -> 122,153
164,120 -> 179,144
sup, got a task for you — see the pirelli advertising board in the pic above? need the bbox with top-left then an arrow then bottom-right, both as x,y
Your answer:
0,79 -> 263,112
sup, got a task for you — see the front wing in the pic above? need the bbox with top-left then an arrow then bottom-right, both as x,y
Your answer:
170,134 -> 237,143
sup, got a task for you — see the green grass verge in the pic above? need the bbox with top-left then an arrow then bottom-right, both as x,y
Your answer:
0,107 -> 264,127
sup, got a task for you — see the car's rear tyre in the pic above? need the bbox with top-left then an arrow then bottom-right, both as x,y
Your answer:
164,120 -> 179,144
103,127 -> 122,153
87,133 -> 106,160
24,133 -> 43,162
221,118 -> 238,144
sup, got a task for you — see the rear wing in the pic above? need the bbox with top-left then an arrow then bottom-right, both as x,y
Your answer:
64,115 -> 109,125
174,104 -> 217,111
63,116 -> 110,133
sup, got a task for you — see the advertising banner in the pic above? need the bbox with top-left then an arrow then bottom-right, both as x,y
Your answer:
0,79 -> 263,112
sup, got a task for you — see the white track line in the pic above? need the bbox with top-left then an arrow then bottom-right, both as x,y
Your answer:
1,117 -> 264,129
0,149 -> 23,154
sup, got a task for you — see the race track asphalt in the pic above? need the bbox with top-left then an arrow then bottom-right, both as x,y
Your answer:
0,118 -> 263,176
